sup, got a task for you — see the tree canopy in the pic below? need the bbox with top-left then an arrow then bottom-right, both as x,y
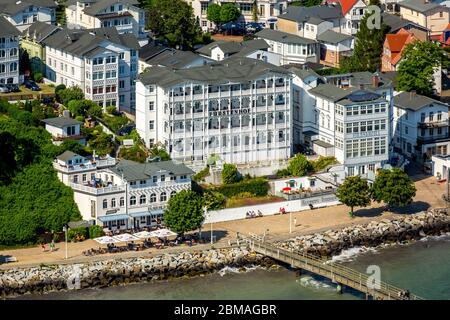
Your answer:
397,41 -> 445,96
57,86 -> 84,106
219,3 -> 241,24
371,169 -> 416,208
287,154 -> 313,177
207,3 -> 222,25
163,190 -> 205,235
336,176 -> 371,216
222,163 -> 241,184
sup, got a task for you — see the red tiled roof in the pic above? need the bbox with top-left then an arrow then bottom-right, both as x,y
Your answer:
384,29 -> 417,66
324,0 -> 360,15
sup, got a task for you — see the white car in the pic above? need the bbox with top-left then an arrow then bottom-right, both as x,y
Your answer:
0,84 -> 11,93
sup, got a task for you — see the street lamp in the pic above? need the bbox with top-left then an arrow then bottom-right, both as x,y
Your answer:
63,225 -> 68,260
204,206 -> 213,245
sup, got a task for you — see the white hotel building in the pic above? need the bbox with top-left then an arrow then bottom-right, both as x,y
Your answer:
54,151 -> 193,230
135,57 -> 293,165
43,27 -> 140,112
0,0 -> 57,31
0,16 -> 20,85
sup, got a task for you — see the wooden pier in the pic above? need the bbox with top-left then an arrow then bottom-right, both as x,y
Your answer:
239,234 -> 424,300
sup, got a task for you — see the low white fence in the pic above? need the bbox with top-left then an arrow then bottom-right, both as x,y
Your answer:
204,193 -> 340,224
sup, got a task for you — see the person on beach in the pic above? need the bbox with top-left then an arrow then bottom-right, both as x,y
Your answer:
41,243 -> 46,252
50,240 -> 55,252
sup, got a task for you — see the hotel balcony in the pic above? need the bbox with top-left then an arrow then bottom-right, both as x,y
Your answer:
417,135 -> 450,145
69,183 -> 126,195
129,180 -> 191,190
53,158 -> 116,173
418,120 -> 450,129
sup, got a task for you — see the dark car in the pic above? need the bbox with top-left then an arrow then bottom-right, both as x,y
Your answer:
24,80 -> 41,91
6,83 -> 20,92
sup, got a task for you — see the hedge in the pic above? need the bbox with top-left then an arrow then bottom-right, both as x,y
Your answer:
211,178 -> 269,198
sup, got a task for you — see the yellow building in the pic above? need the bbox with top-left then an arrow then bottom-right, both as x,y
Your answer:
399,0 -> 450,35
20,21 -> 60,74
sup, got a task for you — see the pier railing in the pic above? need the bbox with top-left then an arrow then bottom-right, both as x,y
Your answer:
239,234 -> 424,300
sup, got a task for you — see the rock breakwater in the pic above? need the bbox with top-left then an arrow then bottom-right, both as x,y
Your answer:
0,247 -> 275,298
277,209 -> 450,257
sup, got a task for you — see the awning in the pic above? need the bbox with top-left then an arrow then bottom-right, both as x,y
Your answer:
129,209 -> 164,218
97,214 -> 129,222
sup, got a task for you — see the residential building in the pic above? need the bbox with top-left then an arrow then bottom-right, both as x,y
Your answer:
317,30 -> 353,67
66,0 -> 147,39
382,12 -> 430,41
398,0 -> 450,35
43,27 -> 140,113
255,28 -> 319,65
293,71 -> 393,177
42,116 -> 86,145
186,0 -> 288,31
135,57 -> 293,165
53,151 -> 194,229
196,39 -> 280,65
431,153 -> 450,179
139,41 -> 211,73
0,0 -> 57,31
21,21 -> 60,75
381,28 -> 418,72
328,0 -> 368,35
0,16 -> 20,85
393,91 -> 450,161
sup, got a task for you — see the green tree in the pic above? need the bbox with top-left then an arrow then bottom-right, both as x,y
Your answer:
56,0 -> 67,26
203,190 -> 226,210
144,0 -> 205,49
336,176 -> 371,217
397,41 -> 445,96
371,168 -> 417,209
340,12 -> 388,73
19,49 -> 31,74
287,154 -> 313,177
207,3 -> 222,25
252,0 -> 258,22
163,190 -> 205,235
57,86 -> 84,106
220,3 -> 241,23
222,163 -> 241,184
149,144 -> 171,161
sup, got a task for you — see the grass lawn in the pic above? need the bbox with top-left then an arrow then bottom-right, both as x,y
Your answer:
226,196 -> 285,209
0,84 -> 55,100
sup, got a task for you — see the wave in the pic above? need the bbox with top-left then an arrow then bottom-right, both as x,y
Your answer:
218,265 -> 260,277
296,275 -> 333,291
329,246 -> 379,263
419,232 -> 450,242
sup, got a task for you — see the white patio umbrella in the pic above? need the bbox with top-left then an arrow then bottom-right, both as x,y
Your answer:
150,228 -> 177,238
93,236 -> 119,245
133,231 -> 153,239
113,233 -> 140,243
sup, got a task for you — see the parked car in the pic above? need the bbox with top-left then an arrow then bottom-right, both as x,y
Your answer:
6,83 -> 20,92
24,80 -> 41,91
0,84 -> 10,93
245,22 -> 264,33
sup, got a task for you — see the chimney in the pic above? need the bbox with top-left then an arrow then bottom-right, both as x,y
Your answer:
372,74 -> 380,88
410,90 -> 416,99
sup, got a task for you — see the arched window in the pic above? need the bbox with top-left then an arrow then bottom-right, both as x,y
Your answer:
130,196 -> 136,206
150,193 -> 156,203
9,62 -> 17,72
0,50 -> 5,58
103,199 -> 108,209
120,197 -> 125,207
170,190 -> 177,198
0,64 -> 5,73
9,48 -> 17,56
111,198 -> 116,208
140,194 -> 146,204
160,192 -> 167,202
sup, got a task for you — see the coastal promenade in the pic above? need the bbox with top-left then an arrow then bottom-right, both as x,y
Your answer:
0,175 -> 446,269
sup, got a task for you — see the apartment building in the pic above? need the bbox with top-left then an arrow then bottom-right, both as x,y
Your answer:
0,16 -> 20,85
43,27 -> 140,113
381,28 -> 418,72
54,151 -> 193,229
256,28 -> 319,65
66,0 -> 146,39
399,0 -> 450,35
393,91 -> 450,161
330,0 -> 368,35
291,71 -> 393,177
186,0 -> 288,31
0,0 -> 56,31
135,57 -> 293,165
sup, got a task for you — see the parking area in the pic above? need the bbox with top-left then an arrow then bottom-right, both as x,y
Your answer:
0,84 -> 55,101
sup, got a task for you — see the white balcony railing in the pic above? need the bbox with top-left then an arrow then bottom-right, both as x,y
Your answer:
69,183 -> 126,195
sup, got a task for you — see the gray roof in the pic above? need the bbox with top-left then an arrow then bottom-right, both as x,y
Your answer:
317,30 -> 352,44
138,57 -> 290,88
288,66 -> 321,81
313,140 -> 334,148
394,91 -> 448,111
309,83 -> 358,102
306,16 -> 325,25
42,116 -> 82,128
56,150 -> 78,162
278,4 -> 343,23
0,0 -> 57,16
83,0 -> 139,16
381,12 -> 429,32
142,47 -> 204,69
42,27 -> 139,56
398,0 -> 445,13
256,29 -> 316,45
325,71 -> 393,90
110,160 -> 194,181
196,39 -> 269,57
0,16 -> 20,37
139,41 -> 168,61
22,21 -> 61,43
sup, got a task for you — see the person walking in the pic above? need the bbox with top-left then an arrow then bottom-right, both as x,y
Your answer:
50,239 -> 55,252
294,217 -> 297,227
41,243 -> 46,252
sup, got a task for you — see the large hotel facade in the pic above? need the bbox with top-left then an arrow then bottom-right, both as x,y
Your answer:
136,58 -> 293,165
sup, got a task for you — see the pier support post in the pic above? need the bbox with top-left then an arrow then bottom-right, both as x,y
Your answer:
295,269 -> 302,277
336,283 -> 343,294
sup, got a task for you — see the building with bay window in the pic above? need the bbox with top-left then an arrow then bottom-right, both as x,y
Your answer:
135,57 -> 293,166
0,0 -> 57,31
0,16 -> 20,85
53,151 -> 193,230
43,27 -> 140,112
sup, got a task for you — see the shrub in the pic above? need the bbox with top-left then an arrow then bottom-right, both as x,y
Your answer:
212,178 -> 269,198
203,190 -> 226,210
276,168 -> 291,178
33,72 -> 43,83
89,225 -> 104,239
193,166 -> 210,182
106,106 -> 116,114
55,84 -> 66,95
222,163 -> 241,184
67,226 -> 88,242
287,154 -> 313,177
312,156 -> 338,172
232,191 -> 254,198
